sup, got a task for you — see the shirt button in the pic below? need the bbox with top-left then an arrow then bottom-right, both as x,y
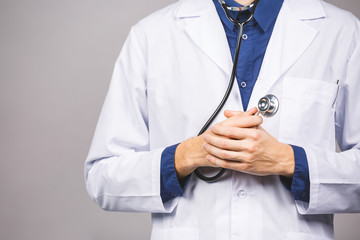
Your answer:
242,34 -> 248,40
240,81 -> 247,88
237,190 -> 247,199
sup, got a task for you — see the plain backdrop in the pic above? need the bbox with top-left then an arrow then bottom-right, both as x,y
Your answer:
0,0 -> 359,240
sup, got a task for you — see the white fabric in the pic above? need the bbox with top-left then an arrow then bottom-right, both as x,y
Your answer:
85,0 -> 360,239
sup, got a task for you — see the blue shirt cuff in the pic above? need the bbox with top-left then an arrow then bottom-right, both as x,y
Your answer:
280,145 -> 310,202
160,143 -> 190,203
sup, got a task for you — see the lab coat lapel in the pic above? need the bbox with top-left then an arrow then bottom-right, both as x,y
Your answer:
176,0 -> 233,77
248,0 -> 325,109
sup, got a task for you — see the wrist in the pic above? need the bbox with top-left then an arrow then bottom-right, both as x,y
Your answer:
279,144 -> 295,178
174,140 -> 197,179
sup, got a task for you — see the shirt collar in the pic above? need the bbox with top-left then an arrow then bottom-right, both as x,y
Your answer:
214,0 -> 284,32
254,0 -> 284,32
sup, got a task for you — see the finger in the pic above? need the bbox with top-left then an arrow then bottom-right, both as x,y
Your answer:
224,110 -> 242,118
206,155 -> 250,172
204,132 -> 248,151
226,114 -> 263,128
215,115 -> 263,128
207,155 -> 268,176
203,142 -> 248,161
224,107 -> 258,118
208,125 -> 258,140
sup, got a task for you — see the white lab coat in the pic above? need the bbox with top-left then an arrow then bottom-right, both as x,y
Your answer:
85,0 -> 360,239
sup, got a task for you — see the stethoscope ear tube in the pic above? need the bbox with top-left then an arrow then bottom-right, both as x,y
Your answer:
195,1 -> 260,183
194,24 -> 245,182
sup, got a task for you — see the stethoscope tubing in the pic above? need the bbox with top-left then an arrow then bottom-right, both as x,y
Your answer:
195,0 -> 260,182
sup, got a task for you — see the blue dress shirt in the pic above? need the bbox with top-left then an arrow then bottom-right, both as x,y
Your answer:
160,0 -> 310,203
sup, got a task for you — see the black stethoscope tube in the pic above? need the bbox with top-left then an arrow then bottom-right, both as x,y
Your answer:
195,0 -> 260,182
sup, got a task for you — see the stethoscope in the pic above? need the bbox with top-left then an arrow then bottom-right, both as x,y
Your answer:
194,0 -> 279,182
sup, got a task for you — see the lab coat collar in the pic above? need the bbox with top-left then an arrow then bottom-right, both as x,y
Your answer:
288,0 -> 327,20
175,0 -> 211,18
175,0 -> 234,77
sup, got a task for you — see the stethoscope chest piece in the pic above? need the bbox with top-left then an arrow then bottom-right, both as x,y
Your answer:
257,94 -> 279,118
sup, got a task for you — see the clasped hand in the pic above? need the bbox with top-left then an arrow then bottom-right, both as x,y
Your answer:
202,107 -> 294,177
174,108 -> 294,179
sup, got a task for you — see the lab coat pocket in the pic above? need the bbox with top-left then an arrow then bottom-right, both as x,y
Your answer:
283,232 -> 333,240
279,77 -> 339,149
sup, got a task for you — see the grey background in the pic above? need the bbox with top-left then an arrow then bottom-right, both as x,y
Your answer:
0,0 -> 359,239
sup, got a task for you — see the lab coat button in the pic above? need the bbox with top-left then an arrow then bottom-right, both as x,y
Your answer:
240,81 -> 247,88
242,34 -> 248,40
237,190 -> 247,199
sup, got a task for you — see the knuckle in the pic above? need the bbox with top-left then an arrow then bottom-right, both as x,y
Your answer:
252,131 -> 260,140
219,140 -> 228,149
221,161 -> 230,168
211,125 -> 220,132
244,154 -> 255,162
212,124 -> 225,134
204,143 -> 212,152
219,151 -> 229,159
240,164 -> 250,172
246,143 -> 256,153
203,133 -> 210,140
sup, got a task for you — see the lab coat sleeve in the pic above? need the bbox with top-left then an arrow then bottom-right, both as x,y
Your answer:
296,25 -> 360,215
84,26 -> 178,213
